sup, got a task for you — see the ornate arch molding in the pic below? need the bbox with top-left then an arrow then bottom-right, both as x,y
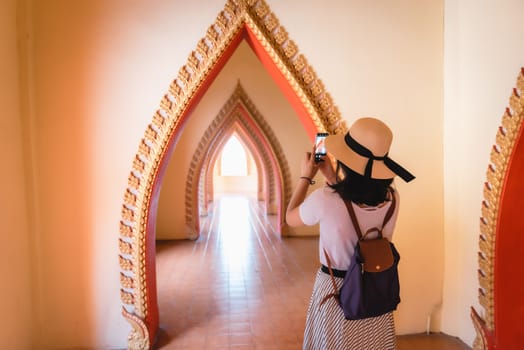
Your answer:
118,0 -> 346,348
187,83 -> 290,234
199,124 -> 267,216
203,122 -> 267,208
201,121 -> 270,215
187,85 -> 289,236
471,68 -> 524,349
204,110 -> 280,214
201,122 -> 268,213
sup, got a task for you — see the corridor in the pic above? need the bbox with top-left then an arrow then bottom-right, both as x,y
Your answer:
155,195 -> 318,349
154,195 -> 470,350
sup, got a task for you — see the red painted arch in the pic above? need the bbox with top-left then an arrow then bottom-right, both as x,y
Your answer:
197,103 -> 285,232
205,126 -> 266,201
143,23 -> 318,344
202,123 -> 267,213
494,115 -> 524,349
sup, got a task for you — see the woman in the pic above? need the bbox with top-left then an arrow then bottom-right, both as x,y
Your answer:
286,117 -> 415,350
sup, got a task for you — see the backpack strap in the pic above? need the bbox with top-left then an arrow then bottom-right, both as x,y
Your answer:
344,200 -> 363,239
382,188 -> 396,229
319,249 -> 340,308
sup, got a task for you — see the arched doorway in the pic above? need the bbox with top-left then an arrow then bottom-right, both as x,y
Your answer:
182,82 -> 292,238
118,1 -> 346,348
213,133 -> 257,196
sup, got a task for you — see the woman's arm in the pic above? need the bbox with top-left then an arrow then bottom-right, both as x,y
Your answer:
286,148 -> 322,227
286,146 -> 338,227
285,176 -> 313,227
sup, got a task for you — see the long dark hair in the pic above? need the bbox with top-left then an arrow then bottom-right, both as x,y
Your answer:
329,161 -> 393,206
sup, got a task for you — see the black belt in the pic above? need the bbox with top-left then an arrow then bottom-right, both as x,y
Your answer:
321,265 -> 347,278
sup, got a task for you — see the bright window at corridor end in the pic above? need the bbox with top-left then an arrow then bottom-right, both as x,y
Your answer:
220,135 -> 247,176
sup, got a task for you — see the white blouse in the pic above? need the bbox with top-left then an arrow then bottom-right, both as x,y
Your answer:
299,186 -> 400,270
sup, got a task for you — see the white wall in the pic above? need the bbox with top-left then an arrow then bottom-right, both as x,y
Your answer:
442,0 -> 524,346
12,0 -> 524,347
25,0 -> 219,347
0,0 -> 33,348
13,0 -> 446,348
269,0 -> 445,335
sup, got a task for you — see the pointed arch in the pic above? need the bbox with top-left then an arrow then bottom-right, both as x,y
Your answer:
218,133 -> 248,176
203,122 -> 265,209
201,122 -> 267,215
201,126 -> 267,215
118,0 -> 346,348
193,116 -> 268,220
206,121 -> 271,209
186,82 -> 290,238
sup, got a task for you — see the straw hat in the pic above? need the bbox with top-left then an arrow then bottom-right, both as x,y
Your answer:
325,117 -> 415,182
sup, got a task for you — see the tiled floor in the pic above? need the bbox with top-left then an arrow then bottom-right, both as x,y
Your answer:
155,195 -> 471,350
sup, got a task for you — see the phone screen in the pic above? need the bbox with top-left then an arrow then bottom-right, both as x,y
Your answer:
315,133 -> 328,161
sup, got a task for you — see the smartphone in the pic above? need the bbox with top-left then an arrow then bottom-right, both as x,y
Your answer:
315,132 -> 328,162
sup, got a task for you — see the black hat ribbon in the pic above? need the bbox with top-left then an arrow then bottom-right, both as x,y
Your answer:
344,133 -> 415,182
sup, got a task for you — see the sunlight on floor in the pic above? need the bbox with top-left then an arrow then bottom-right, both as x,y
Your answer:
217,196 -> 254,274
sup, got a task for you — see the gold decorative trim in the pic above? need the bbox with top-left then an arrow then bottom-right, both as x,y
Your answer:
118,0 -> 344,347
473,68 -> 524,348
120,273 -> 135,289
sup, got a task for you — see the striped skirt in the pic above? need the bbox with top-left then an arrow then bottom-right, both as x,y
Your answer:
303,268 -> 396,350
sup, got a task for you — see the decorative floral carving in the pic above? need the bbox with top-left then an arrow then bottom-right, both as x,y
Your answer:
119,221 -> 134,238
128,172 -> 141,189
119,255 -> 133,271
132,156 -> 146,173
121,207 -> 134,222
120,289 -> 135,305
124,189 -> 137,207
119,239 -> 133,255
120,273 -> 135,289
